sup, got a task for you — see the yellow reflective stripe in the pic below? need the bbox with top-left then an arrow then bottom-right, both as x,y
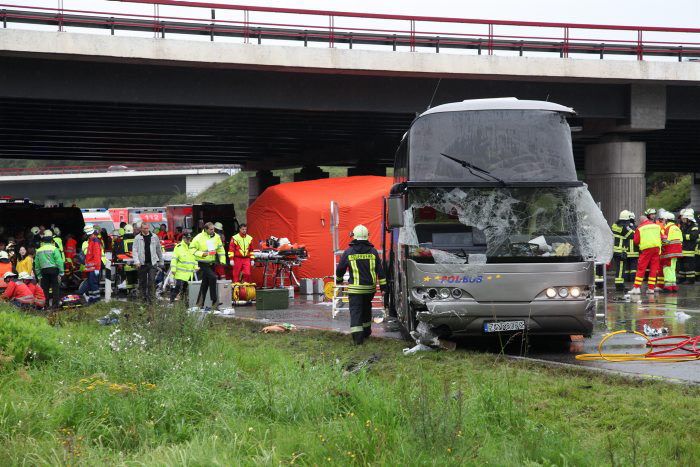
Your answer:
369,257 -> 376,285
378,278 -> 387,285
350,326 -> 364,333
350,259 -> 360,286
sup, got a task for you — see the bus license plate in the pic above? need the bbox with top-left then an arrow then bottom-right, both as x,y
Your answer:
484,321 -> 526,333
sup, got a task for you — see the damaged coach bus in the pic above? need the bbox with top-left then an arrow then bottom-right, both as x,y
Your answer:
383,98 -> 612,342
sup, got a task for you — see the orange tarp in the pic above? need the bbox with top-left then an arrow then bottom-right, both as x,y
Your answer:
247,176 -> 393,283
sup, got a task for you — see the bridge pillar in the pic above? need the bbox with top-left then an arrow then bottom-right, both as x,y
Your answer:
585,140 -> 646,224
293,166 -> 329,182
347,165 -> 386,177
690,175 -> 700,213
248,170 -> 280,206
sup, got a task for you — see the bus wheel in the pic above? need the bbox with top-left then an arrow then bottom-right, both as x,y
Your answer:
399,304 -> 418,342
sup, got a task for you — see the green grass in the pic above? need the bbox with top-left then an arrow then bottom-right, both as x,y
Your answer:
646,174 -> 691,212
0,302 -> 698,465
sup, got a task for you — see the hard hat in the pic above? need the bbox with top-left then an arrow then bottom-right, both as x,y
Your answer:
686,208 -> 695,217
53,226 -> 61,236
214,222 -> 224,231
664,211 -> 676,221
351,224 -> 369,241
17,272 -> 31,281
0,251 -> 8,260
629,211 -> 636,219
124,224 -> 134,234
30,226 -> 40,235
44,229 -> 53,238
644,208 -> 656,216
83,224 -> 96,235
619,210 -> 631,221
2,271 -> 17,281
183,230 -> 193,239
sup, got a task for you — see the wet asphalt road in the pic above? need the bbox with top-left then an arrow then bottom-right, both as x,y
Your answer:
234,287 -> 700,384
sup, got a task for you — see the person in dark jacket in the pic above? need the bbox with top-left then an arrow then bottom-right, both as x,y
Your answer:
335,224 -> 386,345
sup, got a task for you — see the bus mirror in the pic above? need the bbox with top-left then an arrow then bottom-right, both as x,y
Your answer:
387,196 -> 404,228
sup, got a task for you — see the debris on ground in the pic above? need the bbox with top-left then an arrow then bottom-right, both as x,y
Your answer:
643,324 -> 669,337
343,354 -> 381,376
97,308 -> 121,326
262,323 -> 297,333
675,311 -> 692,322
402,344 -> 435,355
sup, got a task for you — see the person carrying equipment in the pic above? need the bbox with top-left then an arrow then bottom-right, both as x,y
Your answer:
335,224 -> 386,345
34,230 -> 64,309
1,272 -> 34,307
170,231 -> 198,302
229,223 -> 254,283
629,215 -> 662,295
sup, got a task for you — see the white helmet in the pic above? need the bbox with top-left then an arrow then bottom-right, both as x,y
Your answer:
0,251 -> 8,260
17,272 -> 32,281
619,210 -> 631,221
686,208 -> 695,217
30,226 -> 40,235
2,271 -> 17,281
83,224 -> 96,235
214,222 -> 224,231
664,211 -> 676,221
53,226 -> 61,236
351,224 -> 369,241
44,229 -> 53,238
124,224 -> 134,234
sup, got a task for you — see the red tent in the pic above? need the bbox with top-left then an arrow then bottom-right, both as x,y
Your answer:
247,176 -> 393,284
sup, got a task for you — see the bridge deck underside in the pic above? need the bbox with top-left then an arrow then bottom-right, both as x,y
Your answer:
1,97 -> 699,173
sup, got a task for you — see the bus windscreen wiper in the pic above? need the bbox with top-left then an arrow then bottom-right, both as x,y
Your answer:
440,153 -> 507,186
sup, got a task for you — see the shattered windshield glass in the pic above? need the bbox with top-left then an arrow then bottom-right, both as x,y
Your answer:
399,187 -> 613,264
409,110 -> 576,183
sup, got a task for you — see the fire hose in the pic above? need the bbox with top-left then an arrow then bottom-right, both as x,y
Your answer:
575,330 -> 700,362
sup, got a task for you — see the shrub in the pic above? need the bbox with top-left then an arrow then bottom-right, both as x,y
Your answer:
0,308 -> 61,365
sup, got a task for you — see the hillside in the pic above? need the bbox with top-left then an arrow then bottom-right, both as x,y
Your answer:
646,173 -> 690,212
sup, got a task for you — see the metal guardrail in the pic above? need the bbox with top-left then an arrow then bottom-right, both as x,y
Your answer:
1,1 -> 700,61
0,162 -> 239,176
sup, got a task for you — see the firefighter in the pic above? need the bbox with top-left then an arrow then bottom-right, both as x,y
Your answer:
611,210 -> 633,291
192,222 -> 226,309
629,215 -> 662,295
83,225 -> 102,304
1,272 -> 34,308
19,272 -> 45,309
170,231 -> 197,302
679,210 -> 698,285
660,211 -> 682,292
625,211 -> 639,282
120,224 -> 137,292
34,230 -> 64,309
335,224 -> 387,345
229,223 -> 254,283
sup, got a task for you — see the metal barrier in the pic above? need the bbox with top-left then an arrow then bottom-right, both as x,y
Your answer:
2,1 -> 700,60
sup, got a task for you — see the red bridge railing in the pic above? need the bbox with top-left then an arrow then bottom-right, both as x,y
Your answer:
1,1 -> 699,60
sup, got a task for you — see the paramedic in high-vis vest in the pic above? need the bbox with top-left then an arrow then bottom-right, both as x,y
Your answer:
335,224 -> 386,345
229,224 -> 254,283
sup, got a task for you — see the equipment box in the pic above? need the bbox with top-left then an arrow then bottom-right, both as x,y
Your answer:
256,288 -> 289,310
299,278 -> 314,295
313,279 -> 325,295
188,280 -> 232,308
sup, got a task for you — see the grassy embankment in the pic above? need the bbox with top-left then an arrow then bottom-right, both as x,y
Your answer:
0,303 -> 698,465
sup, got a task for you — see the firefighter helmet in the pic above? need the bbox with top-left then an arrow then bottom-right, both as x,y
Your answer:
30,226 -> 40,235
0,251 -> 8,260
2,271 -> 17,281
17,272 -> 32,281
53,226 -> 61,236
214,222 -> 224,231
124,224 -> 134,234
644,208 -> 656,216
83,224 -> 96,235
619,210 -> 631,221
351,224 -> 369,241
43,229 -> 53,238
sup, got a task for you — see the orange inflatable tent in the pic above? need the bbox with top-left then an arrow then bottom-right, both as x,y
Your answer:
247,176 -> 393,284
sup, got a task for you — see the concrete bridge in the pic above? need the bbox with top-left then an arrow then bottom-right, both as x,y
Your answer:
1,1 -> 700,220
0,164 -> 237,200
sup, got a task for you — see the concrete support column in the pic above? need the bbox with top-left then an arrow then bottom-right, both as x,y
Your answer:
293,165 -> 329,182
248,170 -> 280,206
585,141 -> 646,224
690,174 -> 700,212
347,165 -> 387,177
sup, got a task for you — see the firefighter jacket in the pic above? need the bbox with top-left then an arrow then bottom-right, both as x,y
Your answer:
681,222 -> 699,256
84,235 -> 103,273
82,240 -> 108,269
634,220 -> 662,251
64,238 -> 77,263
1,281 -> 34,305
122,234 -> 135,271
192,231 -> 226,264
229,234 -> 254,259
661,222 -> 683,259
34,242 -> 64,279
0,262 -> 11,288
627,222 -> 639,258
171,241 -> 198,281
611,220 -> 634,257
335,240 -> 387,294
26,282 -> 45,308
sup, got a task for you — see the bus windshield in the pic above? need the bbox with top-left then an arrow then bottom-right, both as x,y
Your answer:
401,187 -> 610,264
408,110 -> 576,183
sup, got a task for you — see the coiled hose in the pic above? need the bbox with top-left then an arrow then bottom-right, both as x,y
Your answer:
575,330 -> 700,362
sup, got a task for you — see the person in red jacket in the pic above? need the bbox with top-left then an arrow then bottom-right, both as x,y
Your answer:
64,233 -> 77,275
84,225 -> 103,304
229,224 -> 254,283
1,272 -> 35,307
18,272 -> 45,309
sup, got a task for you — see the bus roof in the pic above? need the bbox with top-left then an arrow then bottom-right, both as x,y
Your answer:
421,98 -> 575,117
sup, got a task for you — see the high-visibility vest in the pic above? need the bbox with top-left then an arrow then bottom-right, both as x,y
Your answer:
638,222 -> 662,251
192,231 -> 225,264
53,237 -> 65,262
123,236 -> 135,272
229,234 -> 253,259
171,241 -> 197,281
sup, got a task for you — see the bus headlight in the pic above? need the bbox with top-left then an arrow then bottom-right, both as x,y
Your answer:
439,288 -> 451,299
545,288 -> 557,298
451,288 -> 463,299
558,287 -> 569,298
570,287 -> 581,298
